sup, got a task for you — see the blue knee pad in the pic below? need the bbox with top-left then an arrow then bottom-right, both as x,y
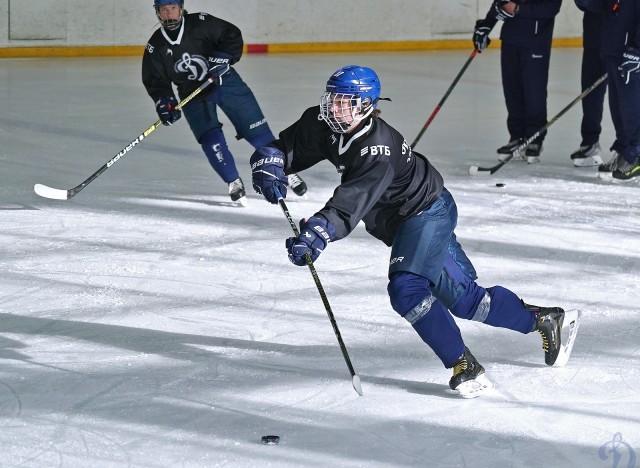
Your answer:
200,127 -> 239,184
388,272 -> 465,368
448,283 -> 534,334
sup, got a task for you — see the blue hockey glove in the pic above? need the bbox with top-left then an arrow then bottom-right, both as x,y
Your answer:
490,0 -> 517,21
250,146 -> 288,204
619,48 -> 640,85
155,96 -> 181,126
208,52 -> 232,85
286,216 -> 336,266
473,20 -> 492,52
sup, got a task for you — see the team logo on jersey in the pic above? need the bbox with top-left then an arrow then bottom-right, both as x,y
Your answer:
329,134 -> 337,145
166,49 -> 173,56
363,145 -> 390,157
174,53 -> 209,81
390,256 -> 405,265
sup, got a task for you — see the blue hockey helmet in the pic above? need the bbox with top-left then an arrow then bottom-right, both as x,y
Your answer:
320,65 -> 382,133
154,0 -> 184,31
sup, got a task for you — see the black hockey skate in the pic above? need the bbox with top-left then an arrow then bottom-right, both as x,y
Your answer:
525,302 -> 581,367
449,347 -> 492,398
228,177 -> 248,207
288,173 -> 308,197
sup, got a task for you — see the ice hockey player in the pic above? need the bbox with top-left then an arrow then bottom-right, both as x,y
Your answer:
142,0 -> 307,205
576,0 -> 640,180
250,65 -> 580,398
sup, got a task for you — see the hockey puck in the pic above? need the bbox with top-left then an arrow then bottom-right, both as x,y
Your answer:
261,435 -> 280,445
495,183 -> 505,187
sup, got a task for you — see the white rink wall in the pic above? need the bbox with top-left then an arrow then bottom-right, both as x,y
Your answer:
0,0 -> 582,48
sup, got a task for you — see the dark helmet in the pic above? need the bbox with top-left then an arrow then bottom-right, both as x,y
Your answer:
153,0 -> 185,31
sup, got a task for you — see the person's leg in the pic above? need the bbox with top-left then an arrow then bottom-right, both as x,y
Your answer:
501,43 -> 526,145
182,97 -> 240,184
579,47 -> 607,147
214,70 -> 275,148
521,44 -> 551,161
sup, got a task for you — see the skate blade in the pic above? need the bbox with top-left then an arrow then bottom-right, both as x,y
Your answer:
456,374 -> 493,399
554,309 -> 582,367
235,196 -> 248,207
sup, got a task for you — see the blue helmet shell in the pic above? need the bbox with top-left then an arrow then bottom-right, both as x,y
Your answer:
325,65 -> 381,109
154,0 -> 183,6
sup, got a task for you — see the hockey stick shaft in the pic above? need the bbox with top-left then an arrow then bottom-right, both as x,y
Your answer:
34,77 -> 216,200
274,187 -> 362,395
410,48 -> 480,149
470,73 -> 608,175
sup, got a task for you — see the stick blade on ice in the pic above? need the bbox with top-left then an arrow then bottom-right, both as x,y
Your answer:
34,184 -> 70,200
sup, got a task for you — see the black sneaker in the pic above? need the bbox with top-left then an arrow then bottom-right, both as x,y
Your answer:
448,347 -> 492,398
598,151 -> 623,173
524,302 -> 565,366
288,173 -> 308,197
571,143 -> 604,167
228,177 -> 248,206
612,157 -> 640,180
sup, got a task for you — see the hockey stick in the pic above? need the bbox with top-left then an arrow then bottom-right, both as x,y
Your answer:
274,186 -> 363,396
34,77 -> 216,200
410,48 -> 480,150
469,73 -> 608,176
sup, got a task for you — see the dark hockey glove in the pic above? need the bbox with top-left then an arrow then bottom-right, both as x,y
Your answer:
155,96 -> 181,126
473,20 -> 492,52
208,52 -> 232,85
286,216 -> 336,266
619,47 -> 640,84
489,0 -> 518,21
250,146 -> 288,204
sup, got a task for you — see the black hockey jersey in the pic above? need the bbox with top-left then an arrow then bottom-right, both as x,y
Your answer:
142,12 -> 243,102
274,107 -> 444,246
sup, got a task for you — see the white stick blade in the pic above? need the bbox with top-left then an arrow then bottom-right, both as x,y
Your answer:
352,375 -> 363,396
469,165 -> 490,176
34,183 -> 69,200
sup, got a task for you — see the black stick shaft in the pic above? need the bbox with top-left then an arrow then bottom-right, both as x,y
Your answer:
473,73 -> 609,175
274,189 -> 361,394
60,77 -> 215,199
410,49 -> 480,150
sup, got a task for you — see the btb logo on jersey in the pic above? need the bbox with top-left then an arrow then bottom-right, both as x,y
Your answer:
360,145 -> 391,157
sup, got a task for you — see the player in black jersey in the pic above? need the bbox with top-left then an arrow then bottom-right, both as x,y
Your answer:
250,65 -> 579,397
142,0 -> 307,206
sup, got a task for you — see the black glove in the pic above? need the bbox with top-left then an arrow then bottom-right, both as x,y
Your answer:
286,216 -> 336,266
473,20 -> 492,52
208,52 -> 232,85
490,0 -> 517,21
155,96 -> 181,126
250,146 -> 288,204
619,47 -> 640,84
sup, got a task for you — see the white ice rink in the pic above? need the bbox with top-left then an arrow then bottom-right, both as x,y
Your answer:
1,49 -> 639,467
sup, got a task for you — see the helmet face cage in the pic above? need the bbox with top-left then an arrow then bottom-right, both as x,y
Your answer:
319,66 -> 381,133
320,92 -> 364,134
154,0 -> 184,31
